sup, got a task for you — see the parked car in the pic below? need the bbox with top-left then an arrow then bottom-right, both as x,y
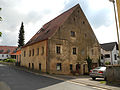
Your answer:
89,66 -> 106,80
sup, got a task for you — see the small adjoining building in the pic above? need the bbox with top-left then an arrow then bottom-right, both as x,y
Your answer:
100,42 -> 119,65
0,46 -> 17,60
11,48 -> 21,66
21,4 -> 100,75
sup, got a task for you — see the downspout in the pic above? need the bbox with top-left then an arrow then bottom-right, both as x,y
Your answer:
46,39 -> 50,73
46,40 -> 48,73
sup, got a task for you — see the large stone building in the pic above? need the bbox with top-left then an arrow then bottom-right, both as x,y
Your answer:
21,4 -> 100,75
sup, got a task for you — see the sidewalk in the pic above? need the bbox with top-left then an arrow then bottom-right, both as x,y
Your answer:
0,62 -> 120,90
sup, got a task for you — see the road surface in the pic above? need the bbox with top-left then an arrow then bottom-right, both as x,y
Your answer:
0,64 -> 97,90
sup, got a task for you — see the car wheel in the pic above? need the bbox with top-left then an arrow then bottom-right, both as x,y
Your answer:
92,77 -> 96,80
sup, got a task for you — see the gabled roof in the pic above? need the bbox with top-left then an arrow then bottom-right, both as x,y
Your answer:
0,46 -> 17,54
100,42 -> 118,51
23,4 -> 80,47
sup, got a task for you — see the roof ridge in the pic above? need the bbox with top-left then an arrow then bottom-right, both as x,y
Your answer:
24,4 -> 80,47
100,42 -> 117,45
42,4 -> 79,28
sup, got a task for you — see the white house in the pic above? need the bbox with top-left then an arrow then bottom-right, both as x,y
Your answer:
100,42 -> 119,65
0,46 -> 17,60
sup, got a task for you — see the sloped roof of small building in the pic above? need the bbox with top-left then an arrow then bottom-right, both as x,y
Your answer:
0,46 -> 17,54
23,4 -> 80,47
100,42 -> 118,51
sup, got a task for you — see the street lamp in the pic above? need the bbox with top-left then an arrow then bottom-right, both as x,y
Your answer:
109,0 -> 120,63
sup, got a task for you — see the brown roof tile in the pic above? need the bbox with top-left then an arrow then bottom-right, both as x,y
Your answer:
0,46 -> 17,54
24,4 -> 79,47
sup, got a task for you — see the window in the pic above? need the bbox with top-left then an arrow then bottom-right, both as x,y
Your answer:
37,48 -> 39,55
41,47 -> 44,55
6,55 -> 8,57
71,31 -> 75,37
83,21 -> 85,24
24,51 -> 26,57
101,54 -> 103,59
32,49 -> 34,56
56,63 -> 61,71
73,48 -> 76,55
70,64 -> 73,71
56,46 -> 61,54
114,54 -> 117,60
2,55 -> 4,57
39,63 -> 41,71
105,54 -> 110,58
29,50 -> 31,57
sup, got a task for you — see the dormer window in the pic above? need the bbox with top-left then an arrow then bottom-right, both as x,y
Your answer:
71,31 -> 76,37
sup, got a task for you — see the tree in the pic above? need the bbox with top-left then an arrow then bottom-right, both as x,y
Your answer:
0,32 -> 2,37
86,56 -> 92,72
18,22 -> 25,47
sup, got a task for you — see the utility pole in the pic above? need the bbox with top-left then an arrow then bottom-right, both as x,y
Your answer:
109,0 -> 120,64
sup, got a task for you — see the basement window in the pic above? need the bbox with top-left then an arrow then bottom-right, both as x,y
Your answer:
71,31 -> 76,37
70,64 -> 73,71
56,63 -> 62,71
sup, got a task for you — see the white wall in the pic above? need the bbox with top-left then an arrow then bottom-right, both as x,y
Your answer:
101,45 -> 119,65
112,45 -> 119,65
0,54 -> 11,60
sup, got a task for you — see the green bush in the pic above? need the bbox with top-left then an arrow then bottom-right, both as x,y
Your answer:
4,59 -> 16,63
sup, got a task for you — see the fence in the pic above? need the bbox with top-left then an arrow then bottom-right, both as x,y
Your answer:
106,65 -> 120,85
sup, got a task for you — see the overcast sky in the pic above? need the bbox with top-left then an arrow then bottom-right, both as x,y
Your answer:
0,0 -> 119,46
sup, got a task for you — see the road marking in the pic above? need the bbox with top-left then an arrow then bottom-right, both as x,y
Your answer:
67,81 -> 87,86
92,87 -> 107,90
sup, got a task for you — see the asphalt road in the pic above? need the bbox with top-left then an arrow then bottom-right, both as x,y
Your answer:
0,64 -> 97,90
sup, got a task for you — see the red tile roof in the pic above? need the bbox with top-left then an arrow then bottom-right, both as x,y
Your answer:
0,46 -> 17,54
23,4 -> 79,47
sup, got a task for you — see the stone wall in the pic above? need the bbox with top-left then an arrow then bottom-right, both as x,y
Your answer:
21,40 -> 47,72
47,6 -> 100,75
106,65 -> 120,85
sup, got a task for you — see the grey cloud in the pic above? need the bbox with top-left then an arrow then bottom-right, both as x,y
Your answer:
23,11 -> 43,23
0,31 -> 18,46
87,9 -> 113,29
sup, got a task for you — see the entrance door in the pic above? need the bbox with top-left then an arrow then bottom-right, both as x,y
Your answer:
32,63 -> 34,69
39,63 -> 41,71
76,64 -> 81,74
83,64 -> 85,75
29,63 -> 30,68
